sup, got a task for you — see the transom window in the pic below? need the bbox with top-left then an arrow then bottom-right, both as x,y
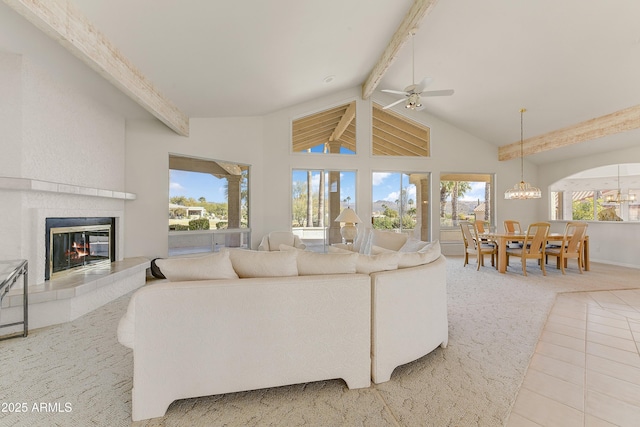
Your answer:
292,102 -> 356,155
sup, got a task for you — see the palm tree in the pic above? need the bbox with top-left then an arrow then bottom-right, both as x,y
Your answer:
440,181 -> 472,223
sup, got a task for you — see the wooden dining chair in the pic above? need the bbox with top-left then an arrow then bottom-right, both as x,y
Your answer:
460,221 -> 497,271
505,222 -> 550,276
474,220 -> 486,234
546,222 -> 588,274
503,219 -> 523,248
503,220 -> 521,233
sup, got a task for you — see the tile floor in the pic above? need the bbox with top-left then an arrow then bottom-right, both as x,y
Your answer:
507,289 -> 640,426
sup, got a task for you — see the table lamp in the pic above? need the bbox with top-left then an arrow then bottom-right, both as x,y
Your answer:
335,207 -> 362,243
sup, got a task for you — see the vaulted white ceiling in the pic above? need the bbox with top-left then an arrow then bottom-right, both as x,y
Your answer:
2,0 -> 640,165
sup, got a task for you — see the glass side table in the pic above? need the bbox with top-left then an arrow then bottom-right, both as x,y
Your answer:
0,259 -> 28,339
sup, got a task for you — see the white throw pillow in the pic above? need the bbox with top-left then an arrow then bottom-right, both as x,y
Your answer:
399,237 -> 430,252
370,229 -> 408,251
397,240 -> 441,268
226,249 -> 298,278
356,253 -> 399,274
155,251 -> 239,282
296,251 -> 358,275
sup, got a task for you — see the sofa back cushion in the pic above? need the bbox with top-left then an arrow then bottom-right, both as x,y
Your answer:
370,229 -> 408,251
399,237 -> 430,252
227,249 -> 298,278
155,251 -> 239,281
397,240 -> 441,268
296,251 -> 358,275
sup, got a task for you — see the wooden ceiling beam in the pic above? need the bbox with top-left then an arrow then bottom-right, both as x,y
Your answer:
329,101 -> 356,141
372,131 -> 428,156
361,0 -> 440,99
293,111 -> 344,132
373,103 -> 429,136
5,0 -> 190,136
293,124 -> 335,140
441,173 -> 492,182
498,104 -> 640,161
373,119 -> 428,147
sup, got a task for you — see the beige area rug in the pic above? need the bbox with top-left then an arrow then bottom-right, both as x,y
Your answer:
1,258 -> 639,427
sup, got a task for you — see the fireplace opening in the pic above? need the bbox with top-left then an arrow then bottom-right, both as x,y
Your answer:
45,217 -> 115,280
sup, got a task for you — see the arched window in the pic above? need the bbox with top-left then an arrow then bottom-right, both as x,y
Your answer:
550,164 -> 640,222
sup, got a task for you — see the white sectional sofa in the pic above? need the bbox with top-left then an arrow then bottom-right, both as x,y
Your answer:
118,231 -> 447,421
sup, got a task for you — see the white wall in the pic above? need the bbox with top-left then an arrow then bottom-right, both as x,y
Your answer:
538,144 -> 640,268
123,87 -> 539,259
0,53 -> 24,261
0,54 -> 128,284
124,117 -> 265,258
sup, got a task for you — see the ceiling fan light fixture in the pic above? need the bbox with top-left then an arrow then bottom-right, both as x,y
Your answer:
405,93 -> 422,109
380,32 -> 453,111
504,108 -> 542,200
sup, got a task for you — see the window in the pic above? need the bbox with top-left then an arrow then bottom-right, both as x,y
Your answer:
372,172 -> 430,240
550,164 -> 640,222
372,103 -> 430,157
292,102 -> 356,155
168,154 -> 250,255
439,173 -> 495,242
292,169 -> 356,251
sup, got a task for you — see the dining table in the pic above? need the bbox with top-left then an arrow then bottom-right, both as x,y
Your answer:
480,231 -> 590,274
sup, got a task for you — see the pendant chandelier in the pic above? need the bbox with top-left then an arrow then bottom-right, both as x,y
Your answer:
504,108 -> 542,200
604,164 -> 637,204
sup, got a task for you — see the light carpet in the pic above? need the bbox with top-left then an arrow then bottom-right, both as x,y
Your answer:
1,257 -> 639,427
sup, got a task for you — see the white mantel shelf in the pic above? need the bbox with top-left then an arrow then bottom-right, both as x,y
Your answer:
0,177 -> 136,200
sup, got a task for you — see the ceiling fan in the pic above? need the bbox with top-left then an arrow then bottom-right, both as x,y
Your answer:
381,32 -> 454,111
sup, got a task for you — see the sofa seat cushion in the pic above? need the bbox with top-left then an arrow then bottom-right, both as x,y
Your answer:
227,249 -> 298,278
296,251 -> 358,275
155,251 -> 239,282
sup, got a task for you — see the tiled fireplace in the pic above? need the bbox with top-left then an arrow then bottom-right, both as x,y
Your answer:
0,178 -> 148,333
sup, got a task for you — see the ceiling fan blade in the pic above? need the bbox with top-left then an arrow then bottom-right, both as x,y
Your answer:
414,77 -> 433,93
382,98 -> 407,110
381,89 -> 409,96
422,89 -> 454,97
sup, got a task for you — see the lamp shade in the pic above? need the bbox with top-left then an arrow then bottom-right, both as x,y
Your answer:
335,207 -> 362,224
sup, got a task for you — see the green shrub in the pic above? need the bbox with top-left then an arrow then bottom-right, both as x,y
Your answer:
189,218 -> 210,230
170,224 -> 189,231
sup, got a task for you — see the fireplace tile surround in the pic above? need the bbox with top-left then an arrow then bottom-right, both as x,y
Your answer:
0,177 -> 145,332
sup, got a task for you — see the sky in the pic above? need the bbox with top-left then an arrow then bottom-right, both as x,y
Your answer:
169,170 -> 227,202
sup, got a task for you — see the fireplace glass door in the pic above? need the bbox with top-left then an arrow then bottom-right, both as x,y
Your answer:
50,225 -> 111,276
